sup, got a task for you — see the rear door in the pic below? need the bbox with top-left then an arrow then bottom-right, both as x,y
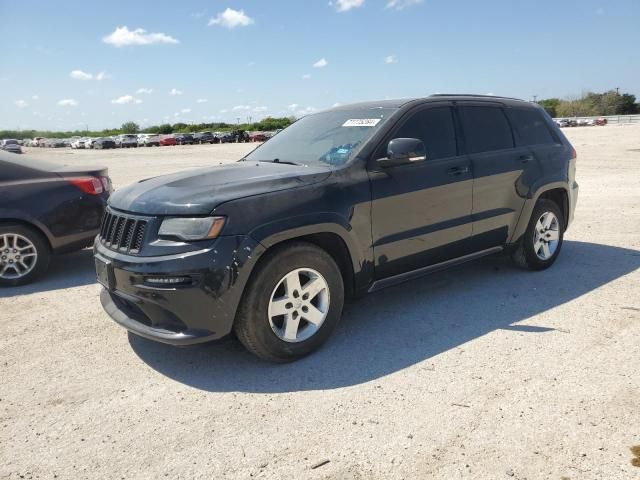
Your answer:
369,103 -> 473,279
457,103 -> 530,251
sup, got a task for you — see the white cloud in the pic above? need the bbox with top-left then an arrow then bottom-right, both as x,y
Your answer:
232,105 -> 251,111
169,88 -> 183,96
288,104 -> 317,117
196,98 -> 208,103
302,73 -> 312,80
331,0 -> 364,12
252,106 -> 268,113
70,70 -> 93,80
136,88 -> 153,94
180,108 -> 191,113
102,26 -> 179,47
58,99 -> 78,107
219,109 -> 229,114
70,70 -> 111,81
313,58 -> 328,68
386,0 -> 422,9
15,100 -> 28,108
31,95 -> 39,100
111,95 -> 143,105
384,55 -> 398,64
208,8 -> 254,28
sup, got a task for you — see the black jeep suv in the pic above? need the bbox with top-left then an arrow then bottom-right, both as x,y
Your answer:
95,95 -> 578,362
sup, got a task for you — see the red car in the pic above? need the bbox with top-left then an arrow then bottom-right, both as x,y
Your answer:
159,135 -> 177,146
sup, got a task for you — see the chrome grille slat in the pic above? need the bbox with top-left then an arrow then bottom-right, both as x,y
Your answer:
98,210 -> 148,255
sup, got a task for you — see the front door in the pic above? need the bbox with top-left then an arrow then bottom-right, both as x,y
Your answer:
369,104 -> 473,279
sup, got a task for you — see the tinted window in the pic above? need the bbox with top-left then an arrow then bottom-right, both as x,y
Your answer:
510,108 -> 556,146
459,106 -> 514,154
390,107 -> 457,160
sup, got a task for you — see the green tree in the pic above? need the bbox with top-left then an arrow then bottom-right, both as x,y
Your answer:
121,121 -> 140,134
156,123 -> 173,134
538,98 -> 560,117
618,94 -> 638,114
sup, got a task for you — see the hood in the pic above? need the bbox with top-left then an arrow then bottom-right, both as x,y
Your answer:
108,161 -> 332,215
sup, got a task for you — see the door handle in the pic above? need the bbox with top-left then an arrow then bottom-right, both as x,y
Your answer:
520,154 -> 534,163
447,166 -> 470,176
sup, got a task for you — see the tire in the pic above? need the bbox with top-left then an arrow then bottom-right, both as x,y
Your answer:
0,224 -> 51,287
512,198 -> 564,270
234,242 -> 345,362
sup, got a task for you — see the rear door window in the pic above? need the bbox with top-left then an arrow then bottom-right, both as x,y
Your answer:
458,106 -> 514,154
509,108 -> 557,146
387,106 -> 458,160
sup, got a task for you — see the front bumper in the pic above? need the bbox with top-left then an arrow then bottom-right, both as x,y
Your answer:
95,235 -> 264,345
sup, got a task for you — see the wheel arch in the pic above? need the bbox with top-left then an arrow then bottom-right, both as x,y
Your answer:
510,183 -> 570,244
250,220 -> 370,299
0,217 -> 53,251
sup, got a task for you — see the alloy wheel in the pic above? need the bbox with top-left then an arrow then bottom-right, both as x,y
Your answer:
533,211 -> 560,260
0,234 -> 38,280
268,268 -> 330,343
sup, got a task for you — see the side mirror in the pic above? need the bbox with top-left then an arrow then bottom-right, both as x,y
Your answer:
378,138 -> 426,167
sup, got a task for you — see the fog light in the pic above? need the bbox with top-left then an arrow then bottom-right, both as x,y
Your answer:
144,276 -> 191,286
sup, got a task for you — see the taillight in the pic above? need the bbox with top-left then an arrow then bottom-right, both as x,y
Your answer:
66,176 -> 104,195
100,176 -> 113,192
570,147 -> 577,160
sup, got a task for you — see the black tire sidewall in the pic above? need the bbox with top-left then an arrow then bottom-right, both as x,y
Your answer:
236,243 -> 344,361
0,224 -> 51,286
521,199 -> 565,270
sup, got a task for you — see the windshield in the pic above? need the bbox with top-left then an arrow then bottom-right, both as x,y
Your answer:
245,107 -> 396,166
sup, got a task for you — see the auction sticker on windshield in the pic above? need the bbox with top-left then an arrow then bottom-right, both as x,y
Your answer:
342,118 -> 381,127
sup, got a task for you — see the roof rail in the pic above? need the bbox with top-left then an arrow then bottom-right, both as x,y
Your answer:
429,93 -> 525,101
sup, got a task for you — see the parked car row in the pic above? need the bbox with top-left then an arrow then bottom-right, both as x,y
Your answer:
556,117 -> 608,128
20,130 -> 279,151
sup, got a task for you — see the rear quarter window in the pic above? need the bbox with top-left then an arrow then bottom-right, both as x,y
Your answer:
509,108 -> 557,146
458,106 -> 514,154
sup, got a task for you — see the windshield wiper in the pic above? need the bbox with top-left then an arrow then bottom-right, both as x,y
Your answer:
258,158 -> 303,166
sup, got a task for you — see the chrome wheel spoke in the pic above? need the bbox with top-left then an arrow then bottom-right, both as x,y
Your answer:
270,298 -> 290,317
282,314 -> 301,341
547,229 -> 560,241
283,271 -> 302,297
302,305 -> 325,326
302,277 -> 325,301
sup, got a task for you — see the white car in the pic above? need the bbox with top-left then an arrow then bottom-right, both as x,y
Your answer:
117,134 -> 138,148
71,138 -> 88,149
137,134 -> 160,147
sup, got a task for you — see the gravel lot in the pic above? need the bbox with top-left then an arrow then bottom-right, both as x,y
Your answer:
1,127 -> 639,480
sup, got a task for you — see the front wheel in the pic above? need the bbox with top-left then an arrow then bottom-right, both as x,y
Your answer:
234,242 -> 344,362
512,199 -> 564,270
0,225 -> 51,287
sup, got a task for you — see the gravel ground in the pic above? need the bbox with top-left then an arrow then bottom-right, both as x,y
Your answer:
1,127 -> 639,480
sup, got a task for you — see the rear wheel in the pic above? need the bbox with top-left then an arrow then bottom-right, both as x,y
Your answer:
0,225 -> 51,287
234,242 -> 344,362
512,199 -> 564,270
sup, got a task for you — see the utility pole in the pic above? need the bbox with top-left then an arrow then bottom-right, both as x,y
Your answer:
615,87 -> 620,95
532,95 -> 538,103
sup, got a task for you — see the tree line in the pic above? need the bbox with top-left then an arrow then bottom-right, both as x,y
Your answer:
0,116 -> 294,140
538,90 -> 638,118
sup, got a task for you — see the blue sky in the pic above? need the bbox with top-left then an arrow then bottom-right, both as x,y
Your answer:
2,0 -> 639,131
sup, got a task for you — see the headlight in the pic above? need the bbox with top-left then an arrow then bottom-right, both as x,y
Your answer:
158,216 -> 226,241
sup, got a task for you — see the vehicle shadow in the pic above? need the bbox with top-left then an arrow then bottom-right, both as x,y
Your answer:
0,248 -> 96,298
129,241 -> 640,392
